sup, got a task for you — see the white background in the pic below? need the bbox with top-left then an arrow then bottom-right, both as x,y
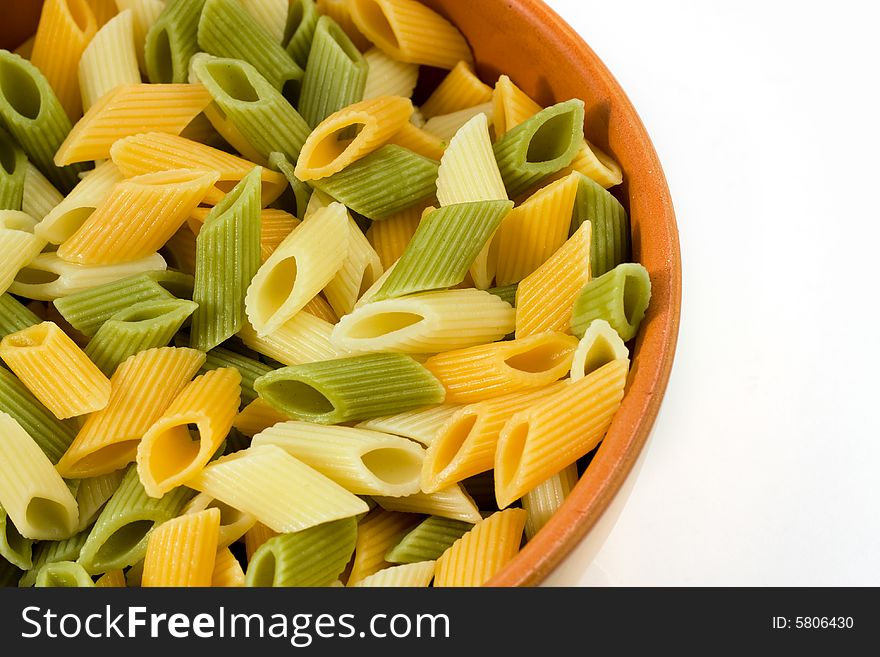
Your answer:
542,0 -> 880,585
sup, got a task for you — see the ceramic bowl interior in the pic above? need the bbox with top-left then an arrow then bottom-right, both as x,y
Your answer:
2,0 -> 681,586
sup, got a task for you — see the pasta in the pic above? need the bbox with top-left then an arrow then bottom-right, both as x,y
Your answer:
315,0 -> 372,51
422,61 -> 493,119
362,48 -> 419,101
78,9 -> 141,111
570,262 -> 652,342
323,214 -> 384,317
522,463 -> 578,540
183,492 -> 256,548
35,560 -> 96,587
570,319 -> 630,381
238,312 -> 343,367
142,507 -> 220,587
0,127 -> 27,211
18,528 -> 90,587
202,347 -> 272,408
144,0 -> 206,84
385,516 -> 473,564
373,484 -> 481,524
0,293 -> 41,340
284,0 -> 320,68
422,103 -> 493,143
356,404 -> 460,446
74,470 -> 125,532
0,211 -> 46,296
211,546 -> 245,587
240,0 -> 288,43
353,561 -> 435,587
22,163 -> 64,220
347,508 -> 418,585
365,205 -> 423,270
115,0 -> 165,75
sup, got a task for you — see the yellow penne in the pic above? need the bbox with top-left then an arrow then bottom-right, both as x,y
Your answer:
233,399 -> 292,437
433,508 -> 526,587
94,569 -> 127,587
365,205 -> 422,270
0,322 -> 111,420
142,507 -> 220,587
183,492 -> 256,548
211,546 -> 245,587
0,411 -> 79,541
356,404 -> 460,446
558,139 -> 624,189
78,9 -> 140,111
245,202 -> 349,336
522,463 -> 579,540
303,294 -> 339,324
353,561 -> 436,587
494,359 -> 629,509
316,0 -> 373,51
240,0 -> 288,42
9,252 -> 167,301
35,161 -> 124,245
373,484 -> 481,523
422,102 -> 494,143
54,84 -> 214,165
515,220 -> 592,338
323,216 -> 384,317
23,164 -> 65,221
363,48 -> 419,101
14,36 -> 35,59
137,368 -> 242,498
57,169 -> 219,265
423,332 -> 578,404
257,210 -> 301,262
422,61 -> 493,119
30,0 -> 98,120
0,211 -> 46,295
332,289 -> 515,354
349,0 -> 472,69
114,0 -> 164,75
110,133 -> 288,207
570,319 -> 629,381
347,509 -> 419,586
87,0 -> 118,25
186,445 -> 369,533
244,522 -> 278,561
495,172 -> 581,286
296,96 -> 414,181
421,382 -> 566,493
238,313 -> 344,367
492,74 -> 542,138
386,122 -> 447,160
56,347 -> 206,478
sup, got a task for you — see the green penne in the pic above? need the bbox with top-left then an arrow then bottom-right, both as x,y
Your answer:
493,99 -> 585,199
0,505 -> 33,570
18,528 -> 90,588
0,557 -> 20,587
487,284 -> 518,308
192,54 -> 311,164
268,151 -> 313,218
298,16 -> 368,128
0,367 -> 76,464
75,471 -> 126,534
284,0 -> 320,69
570,263 -> 652,341
255,354 -> 446,424
0,50 -> 86,193
375,200 -> 513,300
0,126 -> 26,210
311,145 -> 439,221
53,271 -> 194,337
385,516 -> 474,564
84,299 -> 199,377
77,466 -> 195,574
190,167 -> 262,352
245,517 -> 357,587
35,561 -> 95,588
571,174 -> 630,277
144,0 -> 207,83
0,293 -> 41,339
198,0 -> 303,99
202,347 -> 273,407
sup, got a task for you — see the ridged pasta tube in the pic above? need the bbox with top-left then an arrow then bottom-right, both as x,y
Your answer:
35,560 -> 95,587
144,0 -> 207,83
571,174 -> 630,277
385,516 -> 473,564
142,508 -> 220,587
284,0 -> 320,67
570,319 -> 630,381
570,263 -> 652,342
0,127 -> 27,211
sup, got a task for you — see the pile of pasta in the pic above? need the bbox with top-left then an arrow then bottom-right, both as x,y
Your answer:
0,0 -> 652,588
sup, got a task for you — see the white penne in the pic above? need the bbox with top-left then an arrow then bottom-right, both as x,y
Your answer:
0,211 -> 46,296
114,0 -> 165,74
238,0 -> 287,42
353,258 -> 398,310
570,319 -> 630,381
323,216 -> 384,317
373,484 -> 481,524
22,164 -> 64,221
0,411 -> 79,541
332,289 -> 515,354
422,102 -> 494,143
186,445 -> 369,533
35,161 -> 123,245
252,421 -> 425,497
9,251 -> 167,301
245,202 -> 350,336
523,463 -> 579,540
356,404 -> 461,446
79,9 -> 141,111
353,560 -> 436,587
183,493 -> 257,549
302,188 -> 335,220
238,313 -> 345,367
362,48 -> 420,100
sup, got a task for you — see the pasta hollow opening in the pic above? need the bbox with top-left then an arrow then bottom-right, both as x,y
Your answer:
259,255 -> 299,322
266,380 -> 335,415
148,423 -> 202,483
361,448 -> 422,485
94,519 -> 154,564
345,311 -> 424,339
581,338 -> 618,375
504,342 -> 573,374
206,62 -> 260,103
48,208 -> 96,242
149,28 -> 174,84
4,518 -> 29,555
43,570 -> 79,587
0,59 -> 42,120
353,0 -> 400,50
13,267 -> 60,287
0,141 -> 16,174
118,305 -> 176,323
433,413 -> 477,474
526,113 -> 575,163
4,323 -> 49,348
63,441 -> 139,476
499,422 -> 529,489
623,273 -> 642,325
25,497 -> 70,535
289,1 -> 305,32
311,123 -> 367,169
208,499 -> 247,527
247,549 -> 277,586
67,0 -> 93,32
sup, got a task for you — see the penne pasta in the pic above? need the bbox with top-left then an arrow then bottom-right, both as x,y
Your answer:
365,205 -> 422,270
142,507 -> 220,587
353,560 -> 436,587
356,404 -> 460,447
183,493 -> 257,549
144,0 -> 206,83
0,127 -> 27,211
233,399 -> 292,438
238,312 -> 343,367
362,48 -> 419,101
386,122 -> 447,161
202,347 -> 273,408
240,0 -> 288,43
570,262 -> 652,342
0,211 -> 46,296
323,215 -> 384,317
74,470 -> 125,532
347,508 -> 419,585
373,484 -> 481,524
385,516 -> 473,564
115,0 -> 166,75
211,546 -> 246,587
422,62 -> 493,119
570,319 -> 630,381
35,561 -> 95,587
315,0 -> 373,51
571,173 -> 630,277
22,164 -> 64,220
522,463 -> 579,540
422,103 -> 493,143
78,9 -> 141,111
284,0 -> 320,68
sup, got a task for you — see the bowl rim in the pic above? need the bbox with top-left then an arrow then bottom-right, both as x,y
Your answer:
483,0 -> 682,586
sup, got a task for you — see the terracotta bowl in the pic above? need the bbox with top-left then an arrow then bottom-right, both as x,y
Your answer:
2,0 -> 681,586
